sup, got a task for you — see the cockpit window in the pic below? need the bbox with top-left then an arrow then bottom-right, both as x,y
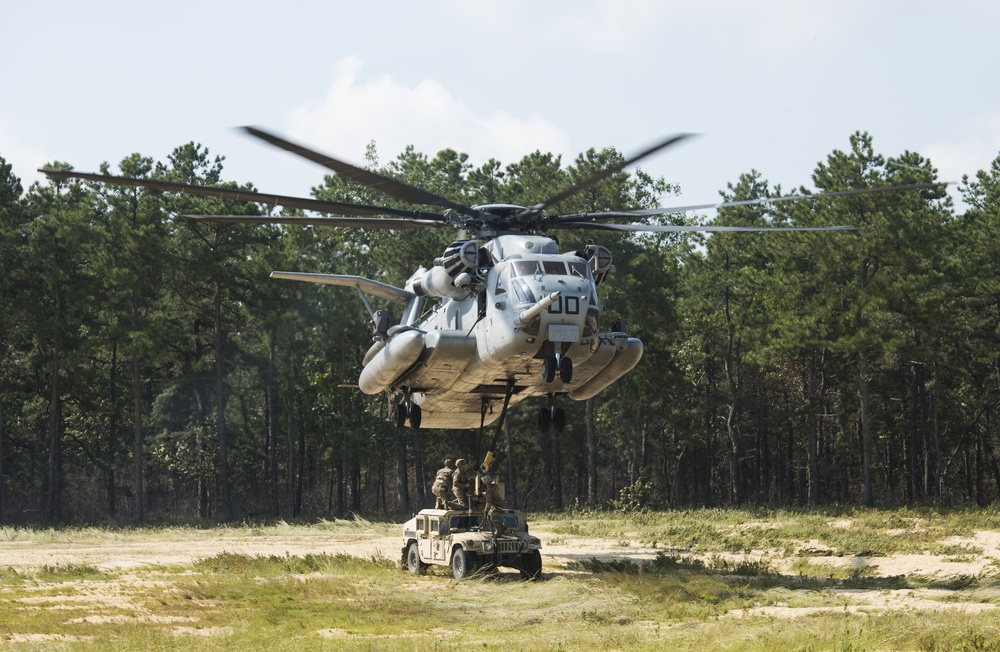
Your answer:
494,265 -> 509,296
512,260 -> 542,277
511,278 -> 536,304
512,260 -> 583,277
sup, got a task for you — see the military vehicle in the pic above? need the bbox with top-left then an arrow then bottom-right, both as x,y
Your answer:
401,506 -> 542,580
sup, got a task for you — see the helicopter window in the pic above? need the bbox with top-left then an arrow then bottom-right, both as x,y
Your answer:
512,260 -> 542,277
583,306 -> 600,337
542,261 -> 566,275
511,278 -> 536,304
494,265 -> 509,296
568,261 -> 591,279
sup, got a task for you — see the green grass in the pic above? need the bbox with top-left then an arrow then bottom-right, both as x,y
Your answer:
2,508 -> 1000,650
533,504 -> 1000,557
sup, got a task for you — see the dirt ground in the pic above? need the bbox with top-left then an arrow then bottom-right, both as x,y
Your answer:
3,524 -> 1000,618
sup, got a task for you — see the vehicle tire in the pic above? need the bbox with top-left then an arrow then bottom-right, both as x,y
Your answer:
521,550 -> 542,580
406,542 -> 426,575
409,403 -> 422,429
451,547 -> 473,580
559,356 -> 573,383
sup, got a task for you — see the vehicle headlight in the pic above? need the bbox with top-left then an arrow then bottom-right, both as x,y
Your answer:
484,540 -> 494,551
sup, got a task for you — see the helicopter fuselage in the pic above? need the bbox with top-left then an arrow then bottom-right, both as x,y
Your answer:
350,233 -> 642,429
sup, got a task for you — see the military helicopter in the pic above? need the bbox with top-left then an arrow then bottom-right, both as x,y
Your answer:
40,127 -> 944,433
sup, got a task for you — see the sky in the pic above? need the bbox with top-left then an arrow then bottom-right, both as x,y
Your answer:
2,1 -> 997,215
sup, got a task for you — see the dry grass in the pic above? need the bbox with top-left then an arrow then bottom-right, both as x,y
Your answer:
2,507 -> 1000,650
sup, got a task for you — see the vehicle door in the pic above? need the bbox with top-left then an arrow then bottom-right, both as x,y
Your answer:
418,516 -> 432,559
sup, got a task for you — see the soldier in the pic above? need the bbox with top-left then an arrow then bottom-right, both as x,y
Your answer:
431,459 -> 455,509
452,458 -> 473,509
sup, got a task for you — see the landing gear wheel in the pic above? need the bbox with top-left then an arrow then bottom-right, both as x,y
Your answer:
409,403 -> 422,429
542,356 -> 557,383
559,356 -> 573,383
537,407 -> 551,431
394,402 -> 406,429
407,542 -> 427,575
451,548 -> 473,580
552,408 -> 566,433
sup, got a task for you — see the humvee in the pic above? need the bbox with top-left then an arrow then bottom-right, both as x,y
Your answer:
401,507 -> 542,579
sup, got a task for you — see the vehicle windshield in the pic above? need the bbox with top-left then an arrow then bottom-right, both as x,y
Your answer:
449,515 -> 482,530
448,513 -> 522,531
495,513 -> 522,530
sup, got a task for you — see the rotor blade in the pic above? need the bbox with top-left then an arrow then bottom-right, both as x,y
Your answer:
553,180 -> 953,222
553,222 -> 858,233
38,167 -> 447,221
242,126 -> 480,216
522,133 -> 696,218
185,215 -> 448,230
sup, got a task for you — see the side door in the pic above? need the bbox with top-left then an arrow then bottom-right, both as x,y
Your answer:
430,517 -> 447,561
418,516 -> 432,559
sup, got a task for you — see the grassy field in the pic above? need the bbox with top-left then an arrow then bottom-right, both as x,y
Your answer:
2,507 -> 1000,650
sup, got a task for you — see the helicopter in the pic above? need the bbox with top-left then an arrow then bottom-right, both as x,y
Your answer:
40,127 -> 945,433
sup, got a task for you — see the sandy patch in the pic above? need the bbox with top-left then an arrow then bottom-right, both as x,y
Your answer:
4,523 -> 1000,622
0,533 -> 402,571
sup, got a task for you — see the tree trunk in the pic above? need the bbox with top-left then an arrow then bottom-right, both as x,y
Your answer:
286,408 -> 295,520
338,394 -> 348,517
107,337 -> 118,518
551,428 -> 563,510
213,280 -> 232,520
46,274 -> 63,522
1,398 -> 6,521
586,397 -> 596,507
131,289 -> 144,523
295,396 -> 306,517
859,351 -> 875,507
267,325 -> 279,517
723,283 -> 744,505
396,428 -> 409,515
411,427 -> 425,508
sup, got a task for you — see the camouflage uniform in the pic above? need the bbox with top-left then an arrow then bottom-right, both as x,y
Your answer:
451,459 -> 473,509
431,459 -> 455,509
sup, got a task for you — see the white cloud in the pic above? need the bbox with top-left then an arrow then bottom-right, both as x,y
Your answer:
921,113 -> 1000,211
923,113 -> 1000,183
283,57 -> 573,168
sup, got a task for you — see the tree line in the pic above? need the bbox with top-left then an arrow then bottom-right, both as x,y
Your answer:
1,131 -> 999,524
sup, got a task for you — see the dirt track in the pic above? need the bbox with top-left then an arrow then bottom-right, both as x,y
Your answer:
5,525 -> 1000,580
3,523 -> 1000,619
0,527 -> 662,572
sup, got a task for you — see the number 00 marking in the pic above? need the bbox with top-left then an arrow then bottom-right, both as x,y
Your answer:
548,296 -> 580,315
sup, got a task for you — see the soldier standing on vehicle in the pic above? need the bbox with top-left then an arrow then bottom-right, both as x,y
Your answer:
452,459 -> 473,508
431,459 -> 455,509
